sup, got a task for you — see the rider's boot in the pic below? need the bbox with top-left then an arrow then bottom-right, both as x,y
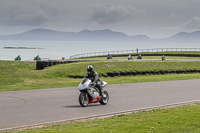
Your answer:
99,88 -> 103,96
99,88 -> 106,98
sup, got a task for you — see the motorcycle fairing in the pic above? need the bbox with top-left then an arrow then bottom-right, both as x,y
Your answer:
89,96 -> 100,103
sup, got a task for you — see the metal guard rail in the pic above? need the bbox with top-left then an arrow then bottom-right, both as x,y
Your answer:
69,48 -> 200,59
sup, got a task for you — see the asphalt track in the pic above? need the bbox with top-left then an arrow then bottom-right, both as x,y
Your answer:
0,79 -> 200,131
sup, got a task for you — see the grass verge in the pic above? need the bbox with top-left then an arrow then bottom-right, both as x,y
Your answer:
1,60 -> 200,91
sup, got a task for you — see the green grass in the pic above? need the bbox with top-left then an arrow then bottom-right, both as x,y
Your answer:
104,74 -> 200,84
44,61 -> 200,77
12,103 -> 200,133
1,60 -> 200,91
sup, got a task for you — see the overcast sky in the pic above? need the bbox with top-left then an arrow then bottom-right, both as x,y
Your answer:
0,0 -> 200,38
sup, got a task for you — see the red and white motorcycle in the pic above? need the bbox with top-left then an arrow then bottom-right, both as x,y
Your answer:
78,78 -> 109,107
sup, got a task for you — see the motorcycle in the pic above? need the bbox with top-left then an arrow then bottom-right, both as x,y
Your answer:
128,55 -> 133,60
162,55 -> 165,61
15,57 -> 21,61
137,54 -> 142,60
34,56 -> 41,61
107,55 -> 112,60
78,78 -> 109,107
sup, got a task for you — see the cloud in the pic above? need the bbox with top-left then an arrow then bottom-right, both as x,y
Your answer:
158,16 -> 200,31
89,5 -> 146,24
0,0 -> 60,26
182,16 -> 200,30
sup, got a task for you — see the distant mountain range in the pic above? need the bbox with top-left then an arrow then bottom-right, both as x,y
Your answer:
0,28 -> 199,42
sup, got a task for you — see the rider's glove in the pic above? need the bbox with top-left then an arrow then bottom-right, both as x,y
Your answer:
90,82 -> 96,87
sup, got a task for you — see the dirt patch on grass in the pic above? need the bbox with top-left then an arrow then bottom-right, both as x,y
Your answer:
101,63 -> 116,68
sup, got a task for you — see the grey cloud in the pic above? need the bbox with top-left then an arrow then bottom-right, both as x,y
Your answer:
182,16 -> 200,30
0,0 -> 60,26
89,5 -> 146,24
159,16 -> 200,31
0,0 -> 200,38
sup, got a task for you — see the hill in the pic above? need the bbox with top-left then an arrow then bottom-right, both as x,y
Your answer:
0,28 -> 200,42
157,30 -> 200,42
0,28 -> 150,42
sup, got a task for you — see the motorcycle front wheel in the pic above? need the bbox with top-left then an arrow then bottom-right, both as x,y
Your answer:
79,92 -> 89,107
99,90 -> 109,105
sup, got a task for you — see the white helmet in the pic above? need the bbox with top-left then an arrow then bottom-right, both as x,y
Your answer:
87,65 -> 94,72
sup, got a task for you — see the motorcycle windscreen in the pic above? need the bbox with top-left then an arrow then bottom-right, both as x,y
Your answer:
78,78 -> 91,90
81,78 -> 89,84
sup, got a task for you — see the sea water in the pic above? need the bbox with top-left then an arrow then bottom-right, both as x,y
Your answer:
0,40 -> 199,61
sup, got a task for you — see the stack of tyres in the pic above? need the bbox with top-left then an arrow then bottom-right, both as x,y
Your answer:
36,61 -> 49,70
36,61 -> 42,70
49,60 -> 53,66
42,61 -> 49,69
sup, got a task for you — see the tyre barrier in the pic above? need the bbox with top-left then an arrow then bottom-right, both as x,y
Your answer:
65,69 -> 200,78
114,72 -> 121,76
49,60 -> 53,66
101,74 -> 108,77
36,61 -> 43,70
120,72 -> 127,76
159,70 -> 165,75
36,61 -> 49,70
131,72 -> 136,76
68,75 -> 84,78
36,60 -> 78,70
101,70 -> 200,77
36,60 -> 97,70
107,72 -> 114,77
42,61 -> 49,68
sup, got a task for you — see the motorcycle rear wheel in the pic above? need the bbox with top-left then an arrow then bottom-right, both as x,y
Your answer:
79,92 -> 89,107
99,91 -> 109,105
